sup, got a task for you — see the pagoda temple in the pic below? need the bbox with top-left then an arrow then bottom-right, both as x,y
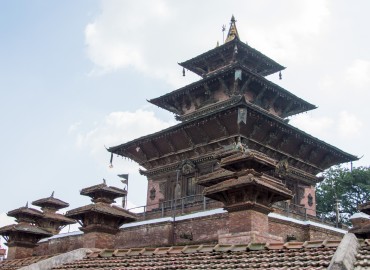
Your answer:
0,193 -> 74,259
32,192 -> 75,235
108,16 -> 357,216
0,204 -> 52,259
66,181 -> 137,249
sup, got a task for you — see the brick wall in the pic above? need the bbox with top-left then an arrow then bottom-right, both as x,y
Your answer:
269,217 -> 309,242
228,210 -> 268,234
7,246 -> 33,260
83,232 -> 115,249
32,211 -> 344,256
34,234 -> 84,256
115,222 -> 173,248
174,213 -> 228,245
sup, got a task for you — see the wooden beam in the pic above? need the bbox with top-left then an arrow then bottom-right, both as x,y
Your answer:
281,99 -> 295,117
186,91 -> 199,110
167,136 -> 177,153
270,91 -> 280,108
215,116 -> 229,137
182,128 -> 195,146
196,124 -> 210,143
150,140 -> 161,158
218,77 -> 231,96
239,75 -> 253,94
253,86 -> 267,105
172,96 -> 184,115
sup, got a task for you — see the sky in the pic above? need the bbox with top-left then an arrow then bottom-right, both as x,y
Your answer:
0,0 -> 370,242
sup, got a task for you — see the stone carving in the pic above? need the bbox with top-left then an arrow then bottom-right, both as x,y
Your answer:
150,187 -> 156,200
275,159 -> 289,178
181,160 -> 197,175
308,193 -> 313,207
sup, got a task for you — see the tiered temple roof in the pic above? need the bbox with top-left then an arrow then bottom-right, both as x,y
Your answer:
109,96 -> 356,178
32,193 -> 75,235
178,16 -> 285,78
108,16 -> 357,213
66,181 -> 136,234
32,193 -> 69,212
0,204 -> 52,259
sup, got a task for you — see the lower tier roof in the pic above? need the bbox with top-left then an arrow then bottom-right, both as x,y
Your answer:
108,96 -> 357,176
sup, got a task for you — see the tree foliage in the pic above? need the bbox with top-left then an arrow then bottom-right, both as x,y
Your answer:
316,165 -> 370,225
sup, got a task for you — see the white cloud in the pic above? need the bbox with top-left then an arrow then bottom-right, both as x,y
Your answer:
0,213 -> 14,228
289,114 -> 334,139
337,110 -> 363,137
72,109 -> 176,206
247,1 -> 330,63
68,122 -> 81,135
76,109 -> 175,155
345,59 -> 370,88
85,0 -> 331,86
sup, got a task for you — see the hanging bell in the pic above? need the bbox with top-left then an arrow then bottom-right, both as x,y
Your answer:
182,67 -> 186,77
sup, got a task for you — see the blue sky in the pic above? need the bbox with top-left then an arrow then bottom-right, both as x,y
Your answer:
0,0 -> 370,237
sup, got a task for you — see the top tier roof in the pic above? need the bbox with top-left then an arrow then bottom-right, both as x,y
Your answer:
32,192 -> 69,210
179,16 -> 285,78
80,181 -> 127,204
7,206 -> 43,222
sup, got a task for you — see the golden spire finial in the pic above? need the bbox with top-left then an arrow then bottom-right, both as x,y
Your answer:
225,15 -> 239,43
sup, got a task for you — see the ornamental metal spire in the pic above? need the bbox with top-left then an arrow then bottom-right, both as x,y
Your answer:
225,15 -> 240,43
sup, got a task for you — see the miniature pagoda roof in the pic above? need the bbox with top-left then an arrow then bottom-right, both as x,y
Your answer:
32,193 -> 69,210
179,16 -> 285,78
80,183 -> 127,198
0,223 -> 52,237
149,62 -> 316,118
7,206 -> 43,220
109,95 -> 357,173
66,204 -> 136,221
203,169 -> 292,203
220,149 -> 277,172
41,212 -> 75,224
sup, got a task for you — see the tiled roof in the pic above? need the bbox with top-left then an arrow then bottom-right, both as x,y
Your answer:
42,212 -> 76,224
7,207 -> 43,219
0,254 -> 54,270
52,241 -> 339,270
66,203 -> 136,220
354,239 -> 370,270
80,183 -> 127,197
32,196 -> 69,209
0,223 -> 52,236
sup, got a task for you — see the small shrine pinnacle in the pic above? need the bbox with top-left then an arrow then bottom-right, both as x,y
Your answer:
225,15 -> 239,43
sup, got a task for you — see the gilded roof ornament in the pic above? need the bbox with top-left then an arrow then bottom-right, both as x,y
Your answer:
225,15 -> 240,43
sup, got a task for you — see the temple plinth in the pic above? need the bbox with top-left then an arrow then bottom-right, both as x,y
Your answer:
198,147 -> 292,243
0,206 -> 52,259
66,181 -> 136,249
32,193 -> 75,234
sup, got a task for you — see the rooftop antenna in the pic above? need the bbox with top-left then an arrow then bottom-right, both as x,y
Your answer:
222,24 -> 226,43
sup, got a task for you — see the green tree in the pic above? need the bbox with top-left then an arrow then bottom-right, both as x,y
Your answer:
316,165 -> 370,225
